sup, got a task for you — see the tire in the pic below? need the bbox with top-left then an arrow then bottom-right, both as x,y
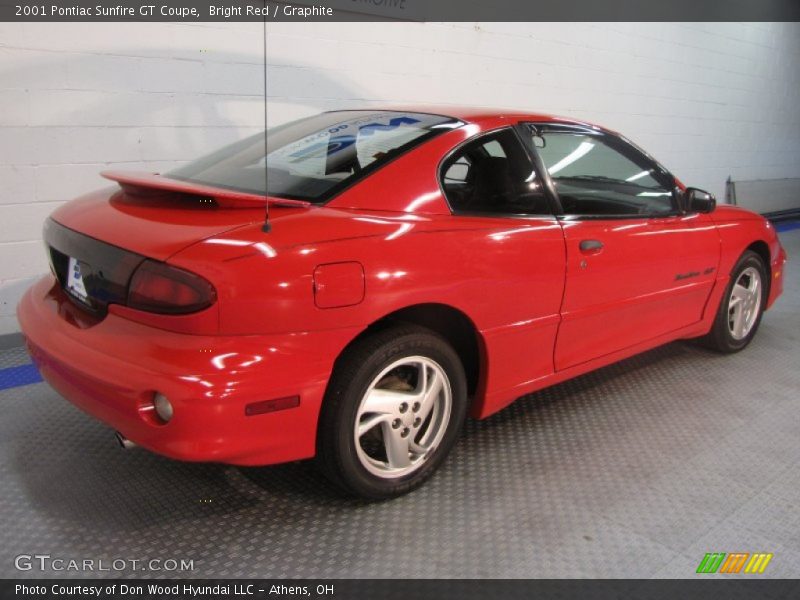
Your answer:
316,324 -> 468,499
700,250 -> 768,353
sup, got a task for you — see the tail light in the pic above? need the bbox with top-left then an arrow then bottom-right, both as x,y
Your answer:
127,260 -> 216,314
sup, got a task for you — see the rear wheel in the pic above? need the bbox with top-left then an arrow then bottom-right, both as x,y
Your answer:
701,250 -> 767,353
316,325 -> 467,499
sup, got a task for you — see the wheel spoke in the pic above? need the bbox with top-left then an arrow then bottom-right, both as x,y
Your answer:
414,359 -> 428,396
383,427 -> 411,468
357,413 -> 390,438
409,437 -> 431,455
750,277 -> 760,301
419,368 -> 443,421
731,303 -> 746,338
362,387 -> 406,416
731,283 -> 748,304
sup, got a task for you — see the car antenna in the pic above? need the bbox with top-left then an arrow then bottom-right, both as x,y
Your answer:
261,1 -> 271,233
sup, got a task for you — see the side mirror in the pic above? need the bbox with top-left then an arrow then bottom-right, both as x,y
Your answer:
685,187 -> 716,213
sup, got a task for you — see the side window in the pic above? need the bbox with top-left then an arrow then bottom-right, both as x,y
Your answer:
441,129 -> 550,215
534,131 -> 675,217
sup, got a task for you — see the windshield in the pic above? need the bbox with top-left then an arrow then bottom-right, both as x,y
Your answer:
167,111 -> 462,203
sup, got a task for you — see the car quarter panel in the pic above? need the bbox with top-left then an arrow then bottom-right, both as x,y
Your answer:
167,211 -> 567,419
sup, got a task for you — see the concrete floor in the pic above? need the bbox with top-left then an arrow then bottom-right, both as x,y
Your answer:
0,229 -> 798,581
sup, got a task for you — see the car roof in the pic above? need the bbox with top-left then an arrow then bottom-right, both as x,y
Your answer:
364,105 -> 610,132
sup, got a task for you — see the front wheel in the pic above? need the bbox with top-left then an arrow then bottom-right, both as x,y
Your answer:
316,325 -> 467,499
701,250 -> 768,353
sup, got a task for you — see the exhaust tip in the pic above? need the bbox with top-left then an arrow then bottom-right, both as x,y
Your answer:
115,431 -> 136,450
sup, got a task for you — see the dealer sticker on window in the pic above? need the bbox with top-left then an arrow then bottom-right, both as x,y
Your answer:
66,257 -> 90,304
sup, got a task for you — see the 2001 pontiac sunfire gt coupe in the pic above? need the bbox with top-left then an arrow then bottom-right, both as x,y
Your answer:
18,108 -> 787,498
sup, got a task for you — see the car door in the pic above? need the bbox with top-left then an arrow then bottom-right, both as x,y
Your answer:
520,123 -> 719,371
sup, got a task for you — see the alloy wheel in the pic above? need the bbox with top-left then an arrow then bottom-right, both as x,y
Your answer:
354,356 -> 452,479
728,266 -> 762,340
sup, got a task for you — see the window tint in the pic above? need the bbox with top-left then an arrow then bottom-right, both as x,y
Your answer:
534,131 -> 675,216
441,129 -> 550,215
168,111 -> 462,203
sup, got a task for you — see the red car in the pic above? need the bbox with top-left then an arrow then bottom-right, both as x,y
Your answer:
18,108 -> 787,498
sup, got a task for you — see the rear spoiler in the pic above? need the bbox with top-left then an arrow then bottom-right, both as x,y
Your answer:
101,171 -> 311,209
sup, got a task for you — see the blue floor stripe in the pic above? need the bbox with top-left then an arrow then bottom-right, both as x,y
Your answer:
0,363 -> 43,391
775,220 -> 800,233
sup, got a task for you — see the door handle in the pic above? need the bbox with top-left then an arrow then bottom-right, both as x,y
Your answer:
579,239 -> 604,253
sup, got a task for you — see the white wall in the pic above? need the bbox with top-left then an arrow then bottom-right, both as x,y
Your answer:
1,21 -> 799,334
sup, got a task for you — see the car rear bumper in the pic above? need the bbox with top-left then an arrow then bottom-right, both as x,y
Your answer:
17,276 -> 360,466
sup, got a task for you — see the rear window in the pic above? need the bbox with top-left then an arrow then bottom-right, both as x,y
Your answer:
167,111 -> 462,203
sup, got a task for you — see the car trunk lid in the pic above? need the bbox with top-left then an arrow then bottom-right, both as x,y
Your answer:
50,172 -> 310,262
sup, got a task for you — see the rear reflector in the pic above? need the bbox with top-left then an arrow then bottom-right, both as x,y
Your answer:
245,395 -> 300,416
128,260 -> 216,314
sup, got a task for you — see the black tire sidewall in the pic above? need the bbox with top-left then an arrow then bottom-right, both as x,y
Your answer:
319,327 -> 468,499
